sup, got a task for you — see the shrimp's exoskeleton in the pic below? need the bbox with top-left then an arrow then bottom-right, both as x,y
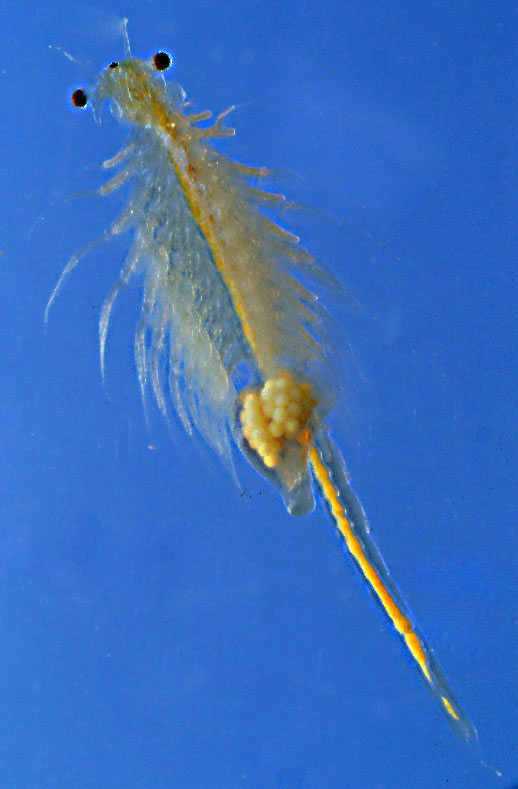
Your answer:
48,19 -> 475,741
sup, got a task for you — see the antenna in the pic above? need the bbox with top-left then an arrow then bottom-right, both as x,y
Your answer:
120,18 -> 131,57
48,44 -> 94,76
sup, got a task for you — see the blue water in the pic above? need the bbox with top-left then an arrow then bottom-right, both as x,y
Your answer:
1,2 -> 515,786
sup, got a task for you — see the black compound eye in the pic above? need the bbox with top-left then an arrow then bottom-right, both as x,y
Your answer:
71,88 -> 88,108
152,51 -> 171,71
108,61 -> 119,69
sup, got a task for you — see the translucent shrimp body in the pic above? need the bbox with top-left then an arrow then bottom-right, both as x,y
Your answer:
49,30 -> 475,740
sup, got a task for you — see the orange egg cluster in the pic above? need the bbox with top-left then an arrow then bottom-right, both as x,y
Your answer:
240,372 -> 317,468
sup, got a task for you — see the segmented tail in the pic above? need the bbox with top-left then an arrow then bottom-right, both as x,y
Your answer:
310,429 -> 475,741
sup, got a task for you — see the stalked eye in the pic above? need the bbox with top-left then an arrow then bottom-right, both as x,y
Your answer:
71,88 -> 88,108
152,51 -> 172,71
109,61 -> 119,69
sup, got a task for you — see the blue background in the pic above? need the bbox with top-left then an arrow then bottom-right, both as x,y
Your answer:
1,1 -> 515,786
